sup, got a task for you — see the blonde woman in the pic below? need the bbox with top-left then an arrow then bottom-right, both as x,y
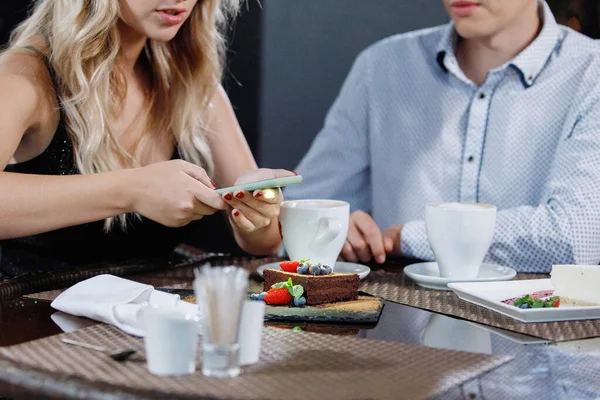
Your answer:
0,0 -> 293,275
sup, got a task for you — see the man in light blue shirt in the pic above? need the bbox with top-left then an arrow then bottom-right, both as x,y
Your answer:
284,0 -> 600,273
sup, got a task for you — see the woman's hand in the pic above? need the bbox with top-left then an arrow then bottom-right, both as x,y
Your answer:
128,160 -> 227,227
221,168 -> 296,232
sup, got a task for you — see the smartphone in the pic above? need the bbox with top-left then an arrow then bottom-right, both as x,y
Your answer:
215,175 -> 302,194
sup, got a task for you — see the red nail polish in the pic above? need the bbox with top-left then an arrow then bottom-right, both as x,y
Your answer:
255,192 -> 262,198
224,193 -> 233,201
235,192 -> 244,199
233,210 -> 240,217
210,180 -> 217,189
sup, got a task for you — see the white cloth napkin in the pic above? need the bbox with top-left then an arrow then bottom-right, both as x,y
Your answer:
51,311 -> 98,333
51,274 -> 198,337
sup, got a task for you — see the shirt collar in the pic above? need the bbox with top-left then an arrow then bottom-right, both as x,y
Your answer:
436,0 -> 562,88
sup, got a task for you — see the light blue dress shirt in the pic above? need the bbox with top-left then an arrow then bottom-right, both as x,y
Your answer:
284,1 -> 600,273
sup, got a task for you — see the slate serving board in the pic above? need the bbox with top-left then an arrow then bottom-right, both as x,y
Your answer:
159,289 -> 384,324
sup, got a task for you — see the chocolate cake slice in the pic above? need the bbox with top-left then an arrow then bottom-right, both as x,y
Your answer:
263,269 -> 360,305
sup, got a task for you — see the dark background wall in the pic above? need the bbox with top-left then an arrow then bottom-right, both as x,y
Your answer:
0,1 -> 30,45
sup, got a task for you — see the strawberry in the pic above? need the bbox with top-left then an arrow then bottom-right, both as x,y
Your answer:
553,298 -> 561,308
279,260 -> 300,273
263,288 -> 293,305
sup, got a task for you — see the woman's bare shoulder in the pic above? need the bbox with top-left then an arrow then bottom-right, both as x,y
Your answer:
0,48 -> 54,90
0,48 -> 59,144
0,48 -> 58,122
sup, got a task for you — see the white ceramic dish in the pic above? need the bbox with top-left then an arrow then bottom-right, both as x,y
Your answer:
404,262 -> 517,290
448,279 -> 600,323
256,261 -> 370,280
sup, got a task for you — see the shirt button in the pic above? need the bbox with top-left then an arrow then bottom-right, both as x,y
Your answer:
478,92 -> 485,99
467,155 -> 475,162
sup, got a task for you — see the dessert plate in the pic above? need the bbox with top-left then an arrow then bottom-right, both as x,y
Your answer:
257,261 -> 371,280
448,279 -> 600,323
404,262 -> 516,291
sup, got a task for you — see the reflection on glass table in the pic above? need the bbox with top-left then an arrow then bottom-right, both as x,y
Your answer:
2,295 -> 600,399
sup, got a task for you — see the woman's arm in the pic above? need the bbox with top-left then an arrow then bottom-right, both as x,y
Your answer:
206,85 -> 284,255
0,54 -> 225,239
0,170 -> 134,239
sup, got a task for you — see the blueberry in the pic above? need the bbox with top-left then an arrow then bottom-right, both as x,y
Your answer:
258,292 -> 266,301
320,265 -> 332,275
297,263 -> 309,274
309,264 -> 321,275
293,297 -> 307,307
518,303 -> 531,309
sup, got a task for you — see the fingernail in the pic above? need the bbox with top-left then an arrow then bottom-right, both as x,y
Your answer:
235,191 -> 245,199
376,255 -> 385,264
210,180 -> 217,189
255,191 -> 263,198
224,193 -> 233,201
293,171 -> 298,176
233,210 -> 240,217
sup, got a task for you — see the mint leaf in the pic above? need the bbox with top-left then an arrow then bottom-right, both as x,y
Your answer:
292,326 -> 302,332
272,278 -> 294,290
543,296 -> 559,308
290,284 -> 304,299
532,299 -> 544,308
514,295 -> 533,307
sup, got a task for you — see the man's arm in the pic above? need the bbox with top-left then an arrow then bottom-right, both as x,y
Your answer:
401,97 -> 600,273
284,50 -> 372,212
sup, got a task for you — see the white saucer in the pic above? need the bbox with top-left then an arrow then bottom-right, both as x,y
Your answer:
257,261 -> 371,280
404,262 -> 517,291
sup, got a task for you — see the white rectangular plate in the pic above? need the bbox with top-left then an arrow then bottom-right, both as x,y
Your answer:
448,279 -> 600,323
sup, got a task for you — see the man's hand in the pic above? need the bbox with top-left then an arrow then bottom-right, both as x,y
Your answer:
340,210 -> 401,264
382,224 -> 402,256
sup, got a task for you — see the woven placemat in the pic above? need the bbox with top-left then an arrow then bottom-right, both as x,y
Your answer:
0,324 -> 511,400
24,256 -> 274,302
0,245 -> 215,301
360,270 -> 600,342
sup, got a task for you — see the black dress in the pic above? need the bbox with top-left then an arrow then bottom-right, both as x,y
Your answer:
0,48 -> 198,276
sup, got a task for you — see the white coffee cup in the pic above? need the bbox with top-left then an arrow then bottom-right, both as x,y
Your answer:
142,305 -> 199,376
425,202 -> 496,279
280,199 -> 350,269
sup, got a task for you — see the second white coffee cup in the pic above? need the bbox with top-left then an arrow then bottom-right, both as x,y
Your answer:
425,202 -> 496,279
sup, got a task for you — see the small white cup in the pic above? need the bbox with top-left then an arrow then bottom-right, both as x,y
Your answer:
280,199 -> 350,268
425,202 -> 496,279
142,305 -> 199,376
238,300 -> 265,366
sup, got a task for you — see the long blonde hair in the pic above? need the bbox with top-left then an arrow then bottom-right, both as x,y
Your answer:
9,0 -> 240,230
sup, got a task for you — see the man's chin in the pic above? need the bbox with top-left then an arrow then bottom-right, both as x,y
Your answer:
453,23 -> 496,41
